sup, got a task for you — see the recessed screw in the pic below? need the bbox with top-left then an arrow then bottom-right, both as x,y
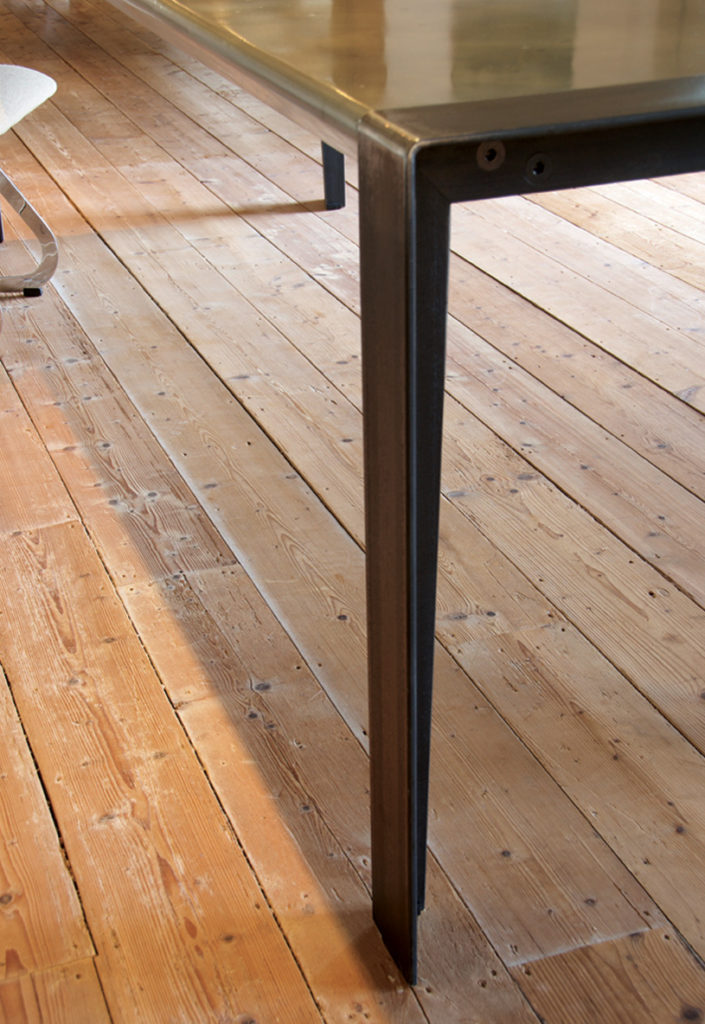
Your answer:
526,153 -> 552,183
477,139 -> 506,171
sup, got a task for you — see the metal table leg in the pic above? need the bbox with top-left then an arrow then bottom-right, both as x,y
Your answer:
358,117 -> 450,984
321,141 -> 346,210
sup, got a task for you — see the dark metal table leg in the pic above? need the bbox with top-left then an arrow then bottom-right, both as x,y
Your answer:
321,141 -> 346,209
358,118 -> 450,984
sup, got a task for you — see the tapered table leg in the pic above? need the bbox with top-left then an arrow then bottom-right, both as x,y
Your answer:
358,119 -> 450,984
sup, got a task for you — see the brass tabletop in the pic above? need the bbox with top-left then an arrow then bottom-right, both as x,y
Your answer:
113,0 -> 705,139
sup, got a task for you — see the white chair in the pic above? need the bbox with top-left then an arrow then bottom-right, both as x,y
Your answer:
0,65 -> 58,296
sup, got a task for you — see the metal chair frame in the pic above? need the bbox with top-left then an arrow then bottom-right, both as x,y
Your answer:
0,65 -> 58,296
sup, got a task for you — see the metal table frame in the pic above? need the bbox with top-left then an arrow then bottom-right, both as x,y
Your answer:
107,0 -> 705,983
358,81 -> 705,981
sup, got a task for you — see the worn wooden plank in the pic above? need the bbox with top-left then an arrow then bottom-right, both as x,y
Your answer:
2,268 -> 434,1016
0,960 -> 110,1024
116,539 -> 658,972
0,670 -> 93,979
443,616 -> 705,964
449,201 -> 705,411
1,301 -> 422,1017
1,303 -> 237,586
0,357 -> 75,535
444,259 -> 705,502
0,522 -> 322,1023
512,929 -> 705,1023
481,193 -> 705,335
443,325 -> 705,606
441,394 -> 705,746
529,181 -> 705,291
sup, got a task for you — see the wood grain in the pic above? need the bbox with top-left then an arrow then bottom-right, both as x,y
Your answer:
0,360 -> 75,535
450,199 -> 705,410
0,671 -> 92,977
1,0 -> 705,1017
512,929 -> 705,1023
0,522 -> 321,1023
531,180 -> 705,290
0,961 -> 110,1024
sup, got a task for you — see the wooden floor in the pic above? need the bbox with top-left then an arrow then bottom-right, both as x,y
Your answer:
2,1 -> 705,1020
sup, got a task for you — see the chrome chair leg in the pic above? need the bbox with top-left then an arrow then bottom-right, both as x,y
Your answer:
0,167 -> 58,296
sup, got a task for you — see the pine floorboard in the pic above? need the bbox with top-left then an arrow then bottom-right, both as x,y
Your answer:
1,1 -> 705,1020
